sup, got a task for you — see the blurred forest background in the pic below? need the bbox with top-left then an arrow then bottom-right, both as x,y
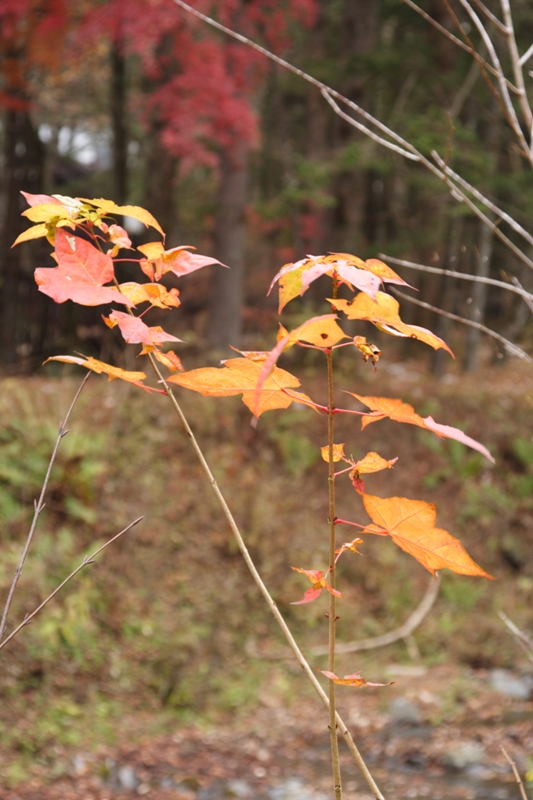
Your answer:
2,0 -> 533,373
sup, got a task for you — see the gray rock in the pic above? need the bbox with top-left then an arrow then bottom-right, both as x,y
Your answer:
118,765 -> 139,790
198,780 -> 252,800
490,669 -> 533,700
388,697 -> 422,725
267,778 -> 328,800
443,742 -> 486,770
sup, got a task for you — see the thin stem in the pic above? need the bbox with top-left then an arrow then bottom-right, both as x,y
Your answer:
146,353 -> 384,799
500,746 -> 529,800
0,517 -> 142,652
391,288 -> 533,365
0,372 -> 91,641
327,346 -> 342,800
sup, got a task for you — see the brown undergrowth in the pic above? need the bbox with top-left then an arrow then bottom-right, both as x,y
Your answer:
0,357 -> 532,788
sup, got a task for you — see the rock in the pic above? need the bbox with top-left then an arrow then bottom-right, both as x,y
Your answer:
490,669 -> 533,700
118,765 -> 139,790
267,778 -> 328,800
443,742 -> 486,770
387,697 -> 422,725
198,779 -> 253,800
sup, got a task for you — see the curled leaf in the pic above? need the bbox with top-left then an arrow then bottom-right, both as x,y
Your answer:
106,310 -> 182,347
319,670 -> 393,688
43,355 -> 162,393
350,395 -> 494,463
331,292 -> 454,356
350,452 -> 398,475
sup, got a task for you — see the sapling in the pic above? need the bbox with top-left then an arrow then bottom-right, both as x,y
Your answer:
10,191 -> 495,800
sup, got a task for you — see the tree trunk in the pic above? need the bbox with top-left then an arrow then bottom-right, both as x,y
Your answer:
206,146 -> 249,354
432,216 -> 463,377
111,39 -> 128,205
463,219 -> 493,372
0,109 -> 45,366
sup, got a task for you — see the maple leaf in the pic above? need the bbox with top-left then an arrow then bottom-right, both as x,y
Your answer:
290,567 -> 342,605
44,355 -> 161,393
21,191 -> 62,207
319,670 -> 392,688
360,493 -> 494,578
138,242 -> 224,281
105,310 -> 182,347
34,229 -> 131,307
118,282 -> 181,309
350,395 -> 494,462
152,349 -> 184,372
168,357 -> 314,417
350,452 -> 398,475
82,198 -> 164,236
269,254 -> 381,313
321,443 -> 346,462
251,315 -> 346,417
331,292 -> 454,356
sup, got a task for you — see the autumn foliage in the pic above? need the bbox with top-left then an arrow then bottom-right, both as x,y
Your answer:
15,191 -> 494,691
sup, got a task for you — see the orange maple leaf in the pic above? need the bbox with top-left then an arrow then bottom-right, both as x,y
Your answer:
319,670 -> 393,688
360,493 -> 493,578
168,357 -> 314,417
330,292 -> 454,356
350,394 -> 494,462
43,355 -> 162,393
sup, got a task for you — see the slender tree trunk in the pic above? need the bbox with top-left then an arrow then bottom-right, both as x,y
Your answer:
206,146 -> 249,354
0,109 -> 45,366
432,216 -> 463,377
111,39 -> 128,205
463,219 -> 494,372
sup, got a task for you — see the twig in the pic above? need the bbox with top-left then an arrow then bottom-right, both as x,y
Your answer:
147,352 -> 385,800
0,372 -> 91,641
498,611 -> 533,667
454,0 -> 531,157
431,151 -> 533,249
0,517 -> 143,652
400,0 -> 518,92
511,276 -> 533,315
326,342 -> 342,800
471,0 -> 508,35
500,745 -> 529,800
311,575 -> 440,656
379,253 -> 533,304
391,288 -> 533,365
173,0 -> 533,276
321,90 -> 419,161
500,0 -> 533,136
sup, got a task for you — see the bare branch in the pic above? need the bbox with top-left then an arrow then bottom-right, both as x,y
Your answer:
431,151 -> 533,248
391,288 -> 533,364
0,373 -> 91,641
511,276 -> 533,314
173,0 -> 533,275
0,517 -> 143,652
311,575 -> 440,657
400,0 -> 518,91
498,610 -> 533,667
470,0 -> 508,35
500,746 -> 529,800
321,90 -> 419,161
500,0 -> 533,135
455,0 -> 530,157
380,253 -> 533,304
519,42 -> 533,68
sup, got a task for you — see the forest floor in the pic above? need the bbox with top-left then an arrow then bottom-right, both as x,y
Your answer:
1,350 -> 533,799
